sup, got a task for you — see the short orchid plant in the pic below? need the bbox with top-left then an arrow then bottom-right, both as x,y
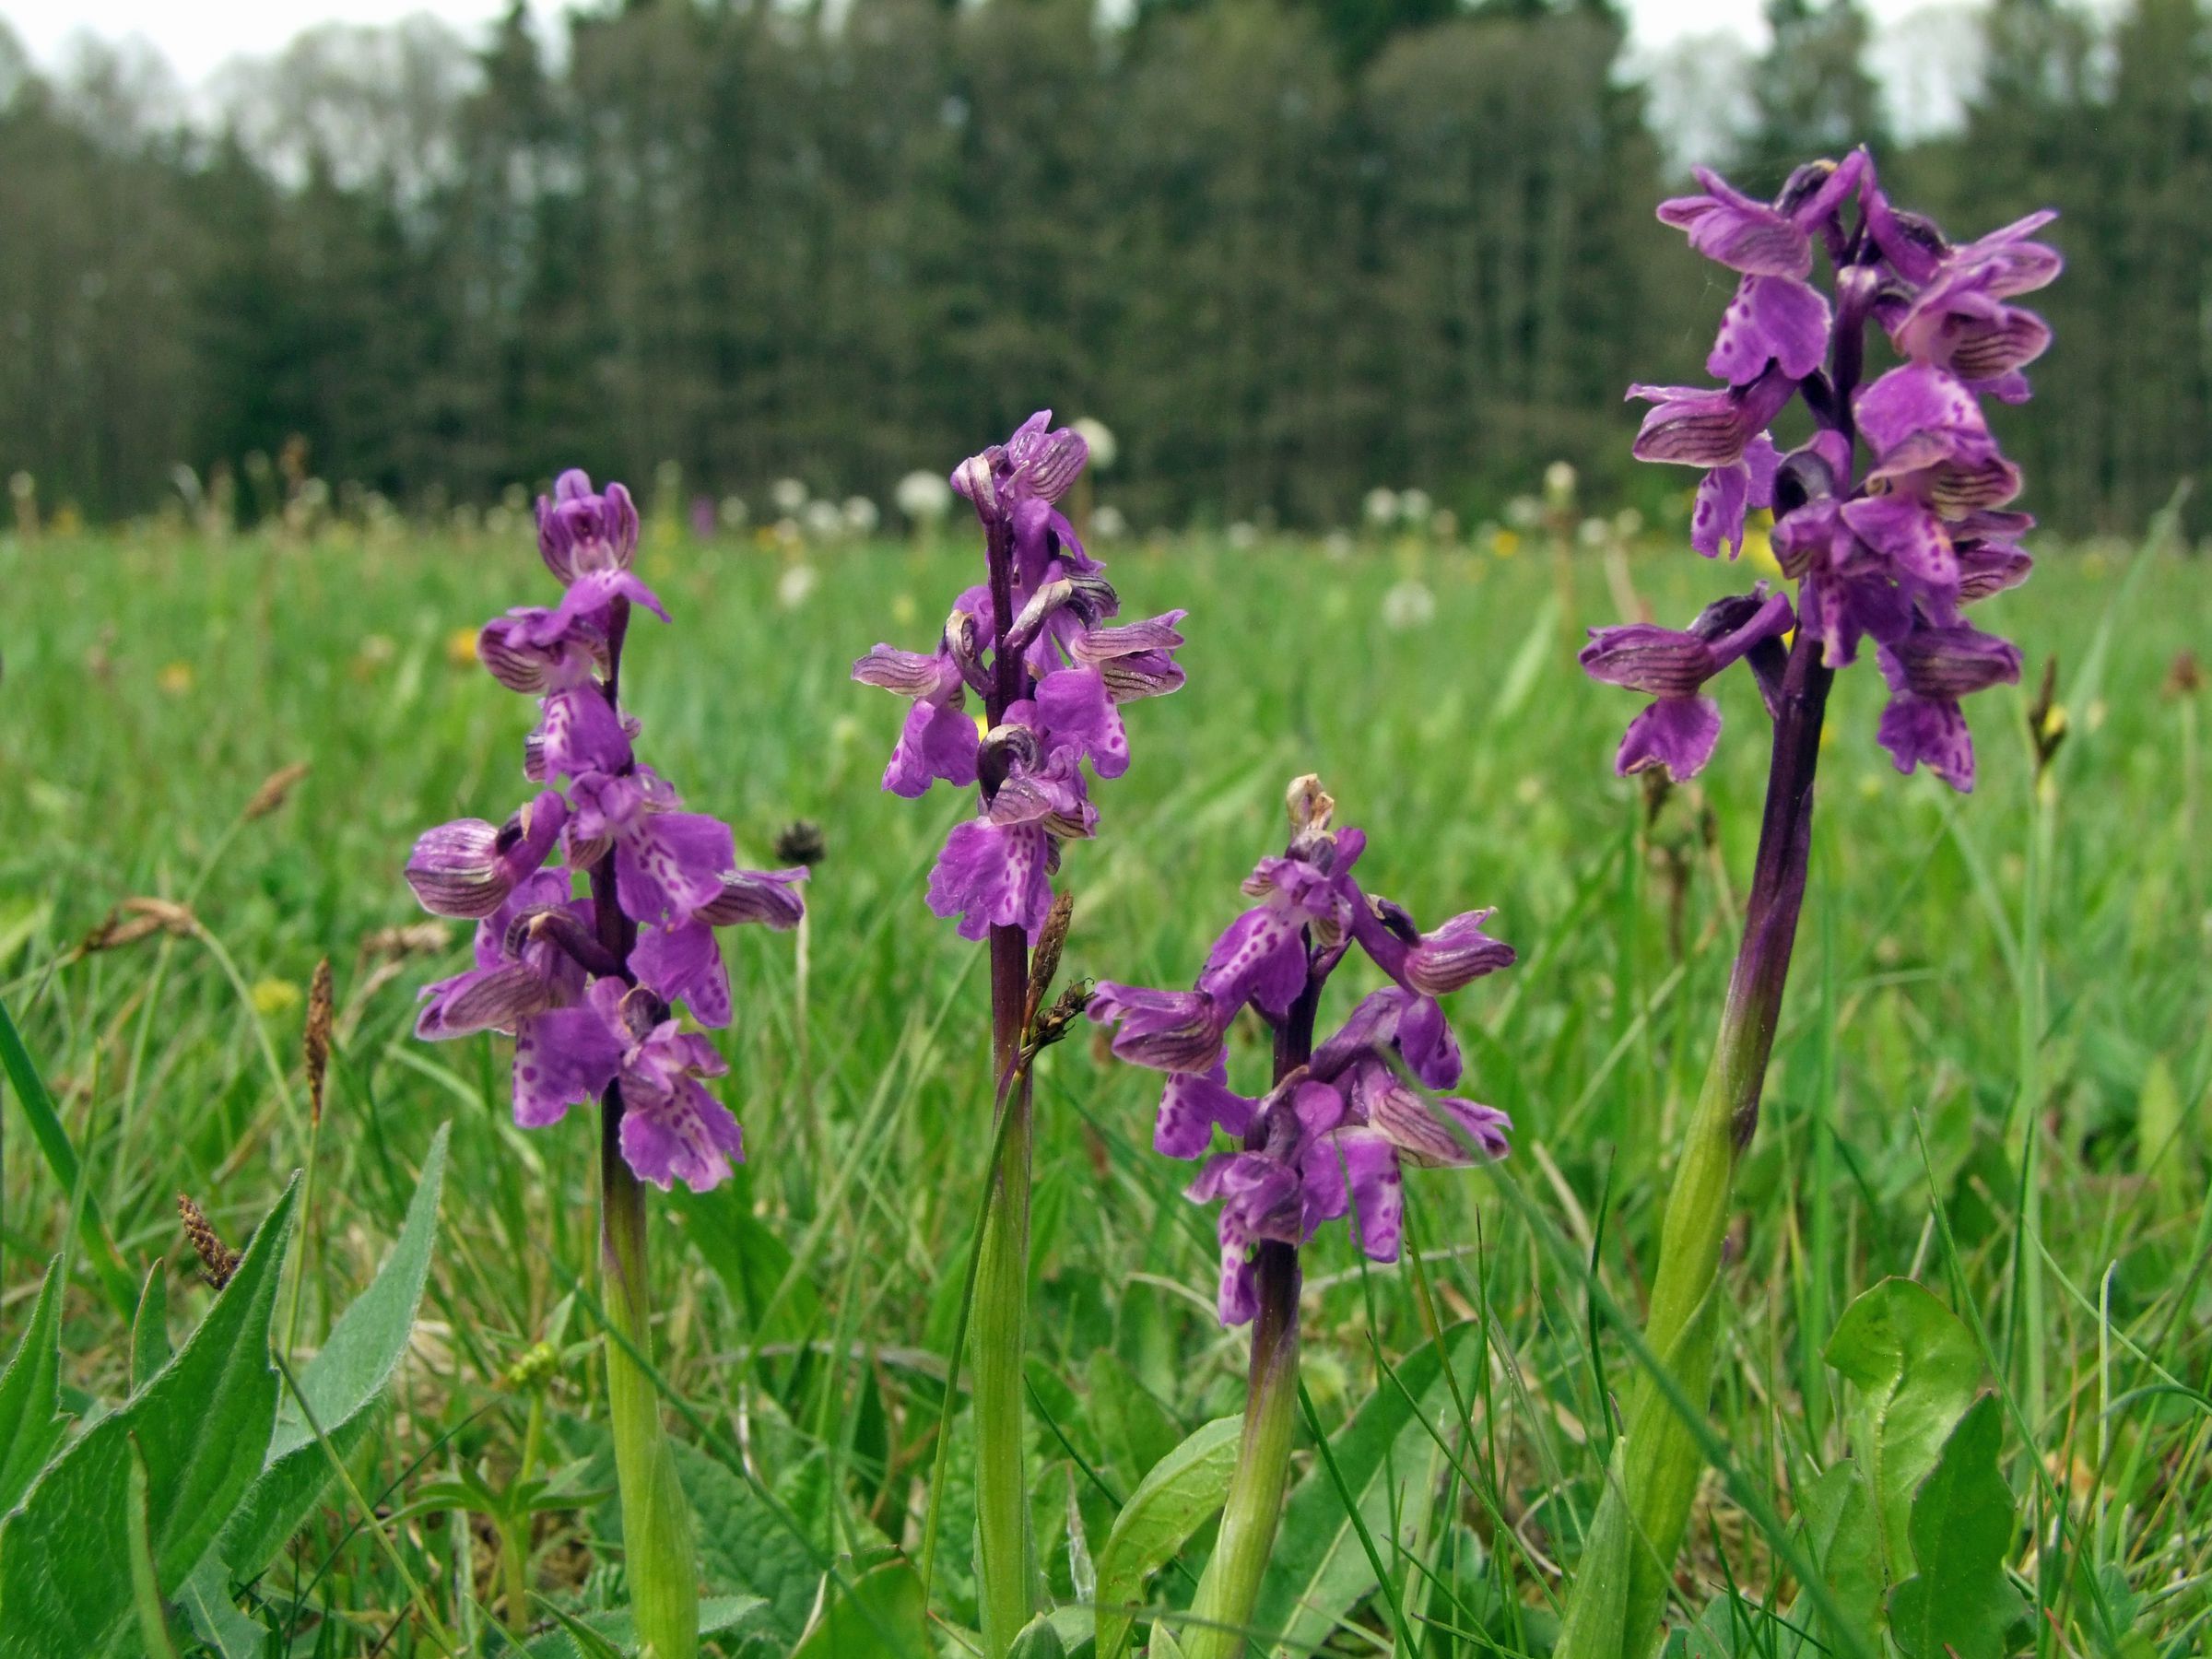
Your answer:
853,411 -> 1185,1657
1091,776 -> 1513,1659
1556,151 -> 2058,1657
406,471 -> 805,1659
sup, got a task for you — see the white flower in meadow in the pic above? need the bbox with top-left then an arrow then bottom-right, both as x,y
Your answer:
1381,579 -> 1437,631
1613,508 -> 1645,540
1073,417 -> 1118,472
804,499 -> 841,538
1578,516 -> 1612,548
1227,521 -> 1259,549
719,495 -> 750,531
1363,488 -> 1399,527
771,477 -> 808,514
1322,530 -> 1355,560
778,563 -> 819,610
1397,488 -> 1432,526
896,468 -> 952,524
773,516 -> 804,547
1544,460 -> 1579,508
842,496 -> 881,535
1090,504 -> 1128,541
1504,494 -> 1542,530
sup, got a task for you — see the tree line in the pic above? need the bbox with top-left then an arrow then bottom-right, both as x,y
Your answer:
0,0 -> 2206,534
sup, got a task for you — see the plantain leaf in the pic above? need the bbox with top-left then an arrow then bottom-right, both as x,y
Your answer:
1823,1278 -> 1980,1585
1795,1460 -> 1882,1652
208,1121 -> 450,1580
1888,1394 -> 2025,1659
790,1554 -> 928,1659
1087,1349 -> 1184,1495
131,1264 -> 172,1394
674,1438 -> 822,1641
0,1257 -> 66,1514
0,1178 -> 297,1658
1094,1415 -> 1242,1659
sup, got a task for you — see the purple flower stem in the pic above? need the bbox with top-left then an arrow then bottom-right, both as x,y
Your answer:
1186,936 -> 1320,1659
1606,627 -> 1834,1648
584,597 -> 700,1659
973,512 -> 1042,1659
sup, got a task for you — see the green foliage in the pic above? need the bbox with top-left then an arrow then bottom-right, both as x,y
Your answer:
790,1553 -> 928,1659
1250,1322 -> 1482,1654
0,1260 -> 66,1514
0,1179 -> 296,1657
0,534 -> 2205,1653
1094,1415 -> 1241,1659
130,1264 -> 171,1394
1888,1395 -> 2028,1659
1824,1277 -> 1983,1584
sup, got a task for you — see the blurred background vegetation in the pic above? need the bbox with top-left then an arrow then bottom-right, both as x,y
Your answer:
0,0 -> 2206,537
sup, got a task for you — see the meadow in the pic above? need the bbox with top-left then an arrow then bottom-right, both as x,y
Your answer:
2,518 -> 2206,1657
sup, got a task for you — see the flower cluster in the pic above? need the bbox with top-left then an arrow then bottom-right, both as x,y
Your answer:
1089,781 -> 1513,1324
1586,151 -> 2056,791
406,469 -> 805,1191
853,412 -> 1186,941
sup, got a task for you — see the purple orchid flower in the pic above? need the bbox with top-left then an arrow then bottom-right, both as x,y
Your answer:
1579,587 -> 1794,779
1875,622 -> 2023,791
1091,779 -> 1512,1326
405,468 -> 805,1195
854,412 -> 1183,942
1627,369 -> 1793,558
406,790 -> 571,920
514,979 -> 746,1193
1560,153 -> 2062,1657
1592,149 -> 2053,794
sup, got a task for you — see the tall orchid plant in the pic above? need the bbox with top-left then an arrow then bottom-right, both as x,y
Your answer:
406,472 -> 805,1659
853,411 -> 1186,1657
1556,153 -> 2057,1655
1091,777 -> 1513,1658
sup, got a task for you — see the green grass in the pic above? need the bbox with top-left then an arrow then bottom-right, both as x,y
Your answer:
2,521 -> 2207,1655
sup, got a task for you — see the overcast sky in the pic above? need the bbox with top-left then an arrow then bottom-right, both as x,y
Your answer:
7,0 -> 1969,88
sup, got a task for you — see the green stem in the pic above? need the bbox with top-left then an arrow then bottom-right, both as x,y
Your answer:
1184,1242 -> 1300,1659
973,1062 -> 1036,1659
603,1121 -> 699,1659
1558,634 -> 1832,1657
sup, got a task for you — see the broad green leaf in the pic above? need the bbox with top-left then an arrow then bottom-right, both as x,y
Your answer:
131,1265 -> 172,1394
209,1122 -> 450,1579
176,1559 -> 267,1659
1250,1321 -> 1483,1656
1823,1278 -> 1980,1583
0,1257 -> 65,1513
1888,1395 -> 2026,1659
125,1436 -> 183,1659
1087,1350 -> 1183,1494
505,1593 -> 772,1657
1094,1415 -> 1241,1659
1795,1461 -> 1881,1652
0,1178 -> 297,1658
1550,1441 -> 1632,1659
790,1554 -> 928,1659
1009,1610 -> 1068,1659
673,1438 -> 821,1641
1149,1621 -> 1188,1659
